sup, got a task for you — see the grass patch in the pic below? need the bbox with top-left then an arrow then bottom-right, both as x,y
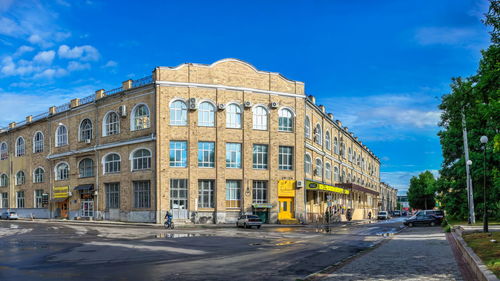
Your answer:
447,220 -> 500,227
462,232 -> 500,278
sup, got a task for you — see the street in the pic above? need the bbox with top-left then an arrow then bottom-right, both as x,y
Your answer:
0,218 -> 408,281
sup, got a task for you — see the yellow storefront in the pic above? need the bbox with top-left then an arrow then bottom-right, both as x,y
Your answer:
277,180 -> 296,221
51,186 -> 70,219
305,180 -> 350,222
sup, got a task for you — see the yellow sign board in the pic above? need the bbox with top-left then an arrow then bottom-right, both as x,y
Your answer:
306,181 -> 350,195
53,186 -> 69,199
278,180 -> 296,197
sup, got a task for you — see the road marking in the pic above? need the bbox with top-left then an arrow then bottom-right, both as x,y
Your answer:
88,241 -> 207,255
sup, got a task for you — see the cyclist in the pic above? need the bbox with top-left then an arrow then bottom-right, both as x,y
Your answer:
164,210 -> 173,229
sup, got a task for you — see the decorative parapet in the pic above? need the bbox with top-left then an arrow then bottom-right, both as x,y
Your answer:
122,79 -> 133,90
49,106 -> 56,115
95,89 -> 105,100
9,122 -> 16,128
70,98 -> 80,108
26,116 -> 33,123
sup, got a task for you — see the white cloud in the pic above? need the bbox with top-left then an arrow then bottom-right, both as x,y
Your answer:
67,61 -> 90,71
33,68 -> 68,79
58,45 -> 100,61
103,60 -> 118,68
415,27 -> 476,45
13,45 -> 35,57
33,50 -> 56,64
0,17 -> 22,36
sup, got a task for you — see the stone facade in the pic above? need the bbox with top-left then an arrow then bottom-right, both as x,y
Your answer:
379,182 -> 398,212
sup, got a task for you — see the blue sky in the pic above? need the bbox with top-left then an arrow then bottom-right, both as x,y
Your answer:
0,0 -> 492,194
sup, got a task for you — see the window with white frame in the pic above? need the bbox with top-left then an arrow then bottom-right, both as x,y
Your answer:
226,143 -> 241,168
132,149 -> 151,170
79,158 -> 94,178
315,158 -> 323,177
105,182 -> 120,209
252,144 -> 268,169
357,155 -> 361,166
104,153 -> 121,174
56,162 -> 69,180
170,141 -> 187,167
0,142 -> 7,160
278,108 -> 293,132
226,104 -> 242,128
56,125 -> 68,147
16,171 -> 25,185
305,116 -> 311,139
170,100 -> 188,125
33,132 -> 44,153
325,131 -> 331,150
334,137 -> 339,154
132,104 -> 151,130
34,189 -> 43,208
252,181 -> 267,204
314,124 -> 322,145
304,154 -> 312,174
341,170 -> 346,183
16,191 -> 24,208
34,168 -> 44,183
348,147 -> 352,162
198,180 -> 214,208
80,119 -> 93,141
198,142 -> 215,168
340,140 -> 345,157
252,106 -> 268,130
353,151 -> 357,165
325,162 -> 332,180
133,180 -> 150,208
104,112 -> 120,136
0,192 -> 8,208
278,146 -> 293,170
226,180 -> 241,208
0,174 -> 7,187
334,166 -> 340,182
198,102 -> 215,127
16,137 -> 25,156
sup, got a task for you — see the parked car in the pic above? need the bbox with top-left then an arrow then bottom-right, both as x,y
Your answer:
392,210 -> 401,216
404,214 -> 440,227
377,211 -> 390,220
415,210 -> 445,220
1,211 -> 19,220
236,215 -> 262,229
402,211 -> 408,216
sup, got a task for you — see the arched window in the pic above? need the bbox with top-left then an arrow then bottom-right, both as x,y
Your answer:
104,111 -> 120,136
353,151 -> 357,165
33,167 -> 44,183
348,147 -> 352,162
333,137 -> 339,154
339,139 -> 345,157
132,104 -> 151,130
56,125 -> 68,147
55,162 -> 69,180
252,106 -> 268,130
315,158 -> 323,176
357,155 -> 361,166
33,132 -> 44,153
0,142 -> 8,160
304,154 -> 312,174
16,137 -> 25,156
325,162 -> 332,180
314,124 -> 322,145
198,102 -> 215,127
80,119 -> 93,141
104,153 -> 121,174
325,131 -> 331,150
333,167 -> 340,182
305,116 -> 311,139
79,158 -> 94,178
0,174 -> 8,187
342,170 -> 346,183
132,149 -> 151,170
16,171 -> 25,185
226,104 -> 242,128
170,100 -> 188,126
278,108 -> 293,132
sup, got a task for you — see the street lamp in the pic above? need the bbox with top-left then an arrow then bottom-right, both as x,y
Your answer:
480,135 -> 488,233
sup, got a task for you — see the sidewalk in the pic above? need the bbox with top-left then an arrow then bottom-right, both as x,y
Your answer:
318,227 -> 463,281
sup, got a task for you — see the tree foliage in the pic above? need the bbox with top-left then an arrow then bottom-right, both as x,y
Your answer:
408,171 -> 436,210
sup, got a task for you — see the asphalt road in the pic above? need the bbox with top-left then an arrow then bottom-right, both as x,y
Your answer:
0,218 -> 406,281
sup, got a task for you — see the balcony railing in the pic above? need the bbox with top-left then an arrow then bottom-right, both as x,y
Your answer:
132,76 -> 153,88
80,94 -> 95,105
55,102 -> 71,113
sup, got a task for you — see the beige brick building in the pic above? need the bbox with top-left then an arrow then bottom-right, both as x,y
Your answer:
0,58 -> 381,224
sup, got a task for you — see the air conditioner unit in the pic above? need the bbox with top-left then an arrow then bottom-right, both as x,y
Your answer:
270,102 -> 279,109
296,180 -> 304,189
189,98 -> 197,110
218,103 -> 226,110
85,139 -> 91,144
118,105 -> 127,117
244,101 -> 252,108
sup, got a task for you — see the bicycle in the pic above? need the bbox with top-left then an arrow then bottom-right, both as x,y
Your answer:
164,220 -> 175,229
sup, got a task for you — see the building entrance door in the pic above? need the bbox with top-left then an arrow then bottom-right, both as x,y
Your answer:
278,197 -> 294,220
81,199 -> 94,218
170,179 -> 188,219
57,201 -> 68,218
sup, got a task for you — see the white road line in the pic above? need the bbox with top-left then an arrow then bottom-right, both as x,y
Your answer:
89,241 -> 207,255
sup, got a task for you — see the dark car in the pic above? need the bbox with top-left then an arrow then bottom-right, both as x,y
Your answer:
393,210 -> 401,216
404,214 -> 440,227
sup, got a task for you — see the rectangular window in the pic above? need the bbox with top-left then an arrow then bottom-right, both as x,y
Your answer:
252,144 -> 268,169
16,191 -> 24,208
279,146 -> 293,170
252,181 -> 267,204
226,180 -> 241,208
34,189 -> 43,208
170,179 -> 188,210
198,180 -> 214,208
105,183 -> 120,209
0,192 -> 7,208
133,181 -> 150,208
226,143 -> 241,168
169,141 -> 187,167
34,139 -> 43,153
198,142 -> 215,168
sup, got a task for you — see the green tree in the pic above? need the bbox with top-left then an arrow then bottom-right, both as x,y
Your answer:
408,171 -> 436,210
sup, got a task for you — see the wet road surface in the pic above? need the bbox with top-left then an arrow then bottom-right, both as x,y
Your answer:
0,218 -> 406,281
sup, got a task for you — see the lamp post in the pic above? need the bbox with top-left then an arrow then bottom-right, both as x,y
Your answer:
480,135 -> 488,233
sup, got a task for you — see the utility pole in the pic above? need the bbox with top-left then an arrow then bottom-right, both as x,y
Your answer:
462,111 -> 475,224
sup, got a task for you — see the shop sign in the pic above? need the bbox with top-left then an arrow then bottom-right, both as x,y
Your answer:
42,193 -> 49,205
306,180 -> 350,195
252,203 -> 274,209
53,186 -> 69,198
278,180 -> 296,197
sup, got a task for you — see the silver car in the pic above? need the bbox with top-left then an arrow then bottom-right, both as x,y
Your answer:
377,211 -> 390,220
236,215 -> 262,229
1,211 -> 19,220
